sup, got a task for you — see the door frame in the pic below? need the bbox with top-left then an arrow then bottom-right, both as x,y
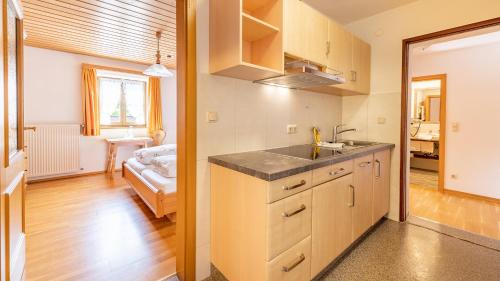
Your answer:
176,0 -> 197,280
399,17 -> 500,222
410,74 -> 446,192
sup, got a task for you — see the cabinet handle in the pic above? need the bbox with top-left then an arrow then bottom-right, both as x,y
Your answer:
282,180 -> 306,191
348,184 -> 355,207
282,204 -> 306,218
326,41 -> 331,56
282,254 -> 305,272
329,167 -> 345,176
358,161 -> 371,167
350,70 -> 357,82
375,159 -> 381,179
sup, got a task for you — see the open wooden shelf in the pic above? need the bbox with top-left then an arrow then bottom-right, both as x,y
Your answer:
242,12 -> 279,42
210,0 -> 283,81
243,0 -> 276,12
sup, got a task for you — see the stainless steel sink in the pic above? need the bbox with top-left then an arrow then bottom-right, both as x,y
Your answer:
339,140 -> 378,147
321,140 -> 378,151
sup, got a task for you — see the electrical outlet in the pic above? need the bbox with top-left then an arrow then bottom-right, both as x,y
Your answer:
451,122 -> 459,132
377,117 -> 386,124
287,124 -> 297,134
206,112 -> 218,123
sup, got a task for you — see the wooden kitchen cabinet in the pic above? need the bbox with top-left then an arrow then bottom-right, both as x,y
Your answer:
351,36 -> 371,94
210,0 -> 284,81
283,0 -> 328,66
327,20 -> 353,90
352,154 -> 374,240
308,19 -> 372,96
311,174 -> 353,278
373,149 -> 391,223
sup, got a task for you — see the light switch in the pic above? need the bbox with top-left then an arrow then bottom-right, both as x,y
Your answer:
377,117 -> 386,124
287,124 -> 297,134
206,112 -> 218,123
451,122 -> 459,132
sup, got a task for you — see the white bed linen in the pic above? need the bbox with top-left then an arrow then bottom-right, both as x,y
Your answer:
151,155 -> 176,178
134,144 -> 176,164
126,158 -> 152,173
141,169 -> 177,194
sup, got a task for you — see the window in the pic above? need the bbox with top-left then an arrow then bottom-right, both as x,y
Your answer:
99,76 -> 147,128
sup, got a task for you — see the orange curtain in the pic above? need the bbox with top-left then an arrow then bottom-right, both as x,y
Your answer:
82,66 -> 100,136
147,77 -> 163,135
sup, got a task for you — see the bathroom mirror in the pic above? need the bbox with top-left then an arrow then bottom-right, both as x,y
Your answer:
410,79 -> 441,123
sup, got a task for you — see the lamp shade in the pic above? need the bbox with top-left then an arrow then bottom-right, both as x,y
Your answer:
143,63 -> 173,77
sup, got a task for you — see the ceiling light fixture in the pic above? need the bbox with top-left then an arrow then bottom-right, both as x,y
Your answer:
143,31 -> 173,77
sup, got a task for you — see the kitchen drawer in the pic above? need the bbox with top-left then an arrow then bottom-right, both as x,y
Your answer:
267,171 -> 312,203
267,236 -> 311,281
267,189 -> 312,260
312,160 -> 353,186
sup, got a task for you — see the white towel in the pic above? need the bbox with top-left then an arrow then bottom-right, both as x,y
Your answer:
134,144 -> 176,164
151,155 -> 177,178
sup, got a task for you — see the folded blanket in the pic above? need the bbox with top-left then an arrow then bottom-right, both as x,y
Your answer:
134,144 -> 176,164
151,155 -> 177,178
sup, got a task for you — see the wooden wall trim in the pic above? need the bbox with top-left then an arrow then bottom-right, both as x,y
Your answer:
81,63 -> 146,76
176,0 -> 197,280
400,17 -> 500,222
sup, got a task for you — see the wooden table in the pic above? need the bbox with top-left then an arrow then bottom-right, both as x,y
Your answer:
105,137 -> 152,173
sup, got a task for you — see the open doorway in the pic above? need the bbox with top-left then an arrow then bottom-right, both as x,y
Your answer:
409,74 -> 445,193
401,19 -> 500,241
1,0 -> 197,280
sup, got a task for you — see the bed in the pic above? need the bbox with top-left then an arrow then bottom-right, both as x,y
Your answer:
122,145 -> 177,221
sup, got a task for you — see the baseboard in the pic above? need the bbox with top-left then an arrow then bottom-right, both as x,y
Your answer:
443,189 -> 500,204
27,170 -> 121,184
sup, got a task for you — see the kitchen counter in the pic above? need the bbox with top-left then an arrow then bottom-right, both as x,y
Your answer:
208,142 -> 395,181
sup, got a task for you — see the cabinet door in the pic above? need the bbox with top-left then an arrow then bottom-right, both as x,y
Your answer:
311,174 -> 353,278
352,154 -> 374,240
327,20 -> 353,91
352,36 -> 371,94
284,0 -> 328,65
373,149 -> 391,223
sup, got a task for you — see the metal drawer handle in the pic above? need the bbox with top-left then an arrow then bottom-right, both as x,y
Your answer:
348,184 -> 355,207
282,204 -> 306,218
358,161 -> 371,167
375,160 -> 381,179
282,254 -> 305,272
329,167 -> 345,176
282,180 -> 306,191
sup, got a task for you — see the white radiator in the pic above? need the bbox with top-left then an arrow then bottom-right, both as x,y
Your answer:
24,124 -> 80,179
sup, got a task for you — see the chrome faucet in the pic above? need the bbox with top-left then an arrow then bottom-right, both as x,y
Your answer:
333,124 -> 357,143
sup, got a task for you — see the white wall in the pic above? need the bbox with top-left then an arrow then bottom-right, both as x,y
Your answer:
341,0 -> 500,220
24,47 -> 177,175
195,0 -> 343,279
412,42 -> 500,198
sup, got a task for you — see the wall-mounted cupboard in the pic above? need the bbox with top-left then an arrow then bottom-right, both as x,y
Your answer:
209,0 -> 371,95
209,0 -> 284,80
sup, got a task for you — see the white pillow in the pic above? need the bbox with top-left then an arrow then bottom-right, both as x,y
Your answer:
134,144 -> 176,164
151,155 -> 177,178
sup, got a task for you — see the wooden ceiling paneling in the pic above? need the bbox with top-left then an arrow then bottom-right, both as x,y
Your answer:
23,0 -> 176,68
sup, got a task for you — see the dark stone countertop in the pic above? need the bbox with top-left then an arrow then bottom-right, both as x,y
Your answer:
208,142 -> 395,181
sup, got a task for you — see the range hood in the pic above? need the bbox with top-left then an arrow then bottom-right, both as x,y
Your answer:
254,60 -> 345,89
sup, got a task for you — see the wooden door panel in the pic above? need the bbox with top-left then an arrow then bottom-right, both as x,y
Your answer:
311,174 -> 353,278
4,172 -> 26,281
373,150 -> 391,223
352,154 -> 374,240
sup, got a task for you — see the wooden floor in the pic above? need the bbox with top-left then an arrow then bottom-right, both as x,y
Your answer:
410,179 -> 500,240
24,173 -> 176,281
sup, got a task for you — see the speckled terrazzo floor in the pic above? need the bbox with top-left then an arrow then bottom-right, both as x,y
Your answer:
319,220 -> 500,281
